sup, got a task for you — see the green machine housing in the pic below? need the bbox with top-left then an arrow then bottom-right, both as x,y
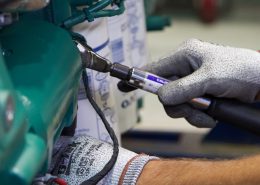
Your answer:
0,0 -> 125,184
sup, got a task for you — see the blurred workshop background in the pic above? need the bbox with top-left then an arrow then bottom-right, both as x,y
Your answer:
122,0 -> 260,159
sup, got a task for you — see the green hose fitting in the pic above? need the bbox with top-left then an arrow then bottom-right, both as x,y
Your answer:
63,0 -> 125,28
92,0 -> 125,18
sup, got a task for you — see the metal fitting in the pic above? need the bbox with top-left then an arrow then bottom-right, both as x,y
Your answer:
0,91 -> 15,131
0,0 -> 50,12
76,42 -> 111,72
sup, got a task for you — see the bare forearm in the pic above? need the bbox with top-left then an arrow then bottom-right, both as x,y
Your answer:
137,155 -> 260,185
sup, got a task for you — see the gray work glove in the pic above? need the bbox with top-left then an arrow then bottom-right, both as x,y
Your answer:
145,39 -> 260,128
48,136 -> 158,185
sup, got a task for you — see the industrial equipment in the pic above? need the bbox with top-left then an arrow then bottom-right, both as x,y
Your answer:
0,1 -> 125,184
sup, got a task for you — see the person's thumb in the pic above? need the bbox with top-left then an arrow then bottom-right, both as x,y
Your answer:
158,68 -> 208,106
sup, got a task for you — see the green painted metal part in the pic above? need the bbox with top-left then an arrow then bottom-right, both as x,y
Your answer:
0,0 -> 126,184
20,0 -> 72,25
69,0 -> 94,6
146,15 -> 171,31
0,20 -> 81,184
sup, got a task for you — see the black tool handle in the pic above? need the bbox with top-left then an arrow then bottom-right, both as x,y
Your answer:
207,98 -> 260,135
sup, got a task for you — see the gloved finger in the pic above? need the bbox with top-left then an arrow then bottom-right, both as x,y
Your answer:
142,52 -> 201,78
117,81 -> 137,92
158,67 -> 208,105
164,104 -> 192,118
164,104 -> 216,128
142,39 -> 209,78
185,108 -> 217,128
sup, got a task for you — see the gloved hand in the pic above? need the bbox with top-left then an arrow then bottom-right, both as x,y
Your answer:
48,136 -> 158,185
144,39 -> 260,128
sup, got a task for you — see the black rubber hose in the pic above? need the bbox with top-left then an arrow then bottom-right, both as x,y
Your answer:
80,70 -> 119,185
73,35 -> 119,185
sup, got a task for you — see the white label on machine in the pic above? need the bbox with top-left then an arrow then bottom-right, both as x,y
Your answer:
74,18 -> 120,144
108,5 -> 138,133
125,0 -> 149,99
